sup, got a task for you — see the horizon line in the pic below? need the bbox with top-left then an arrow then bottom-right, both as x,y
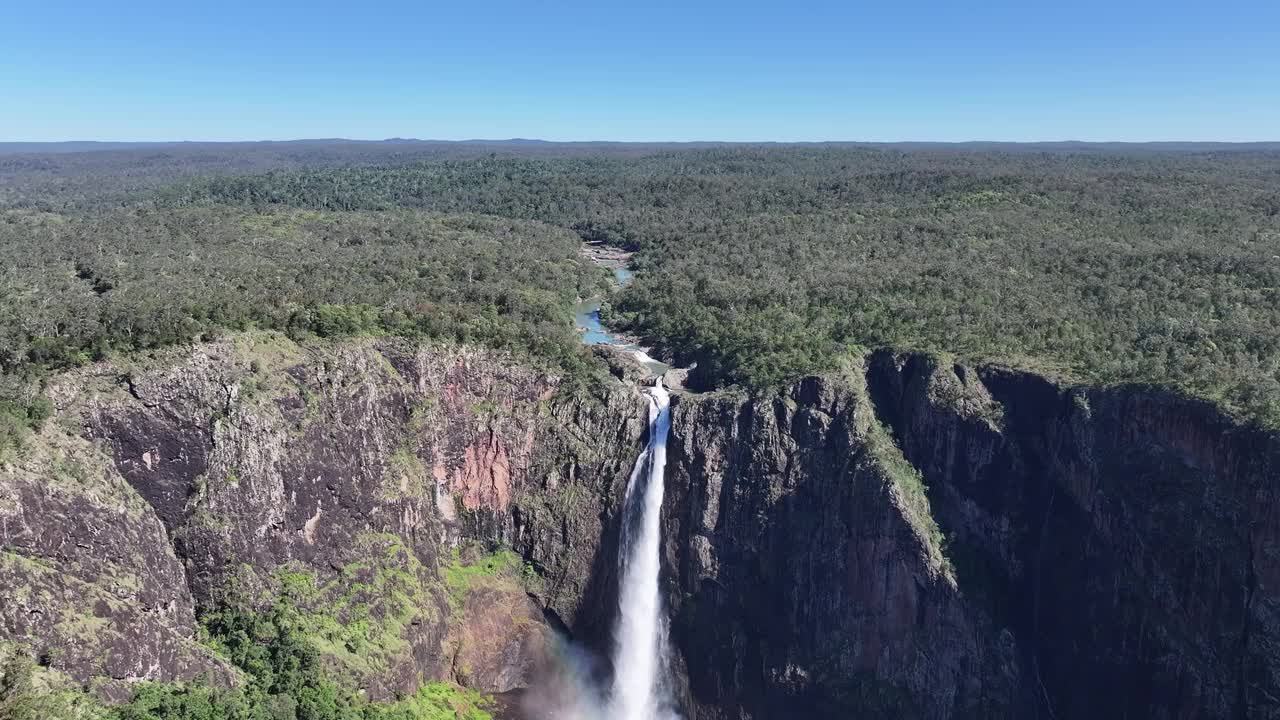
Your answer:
4,137 -> 1280,147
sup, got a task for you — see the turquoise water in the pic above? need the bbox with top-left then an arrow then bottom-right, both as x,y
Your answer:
574,300 -> 618,346
574,264 -> 667,373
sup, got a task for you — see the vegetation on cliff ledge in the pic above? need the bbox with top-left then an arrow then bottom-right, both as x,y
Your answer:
0,603 -> 495,720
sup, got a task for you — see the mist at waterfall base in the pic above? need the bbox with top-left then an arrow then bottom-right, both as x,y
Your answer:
521,379 -> 680,720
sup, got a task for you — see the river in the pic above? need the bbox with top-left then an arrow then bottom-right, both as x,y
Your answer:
574,264 -> 669,374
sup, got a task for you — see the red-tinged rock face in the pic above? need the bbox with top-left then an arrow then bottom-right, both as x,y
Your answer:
454,432 -> 514,511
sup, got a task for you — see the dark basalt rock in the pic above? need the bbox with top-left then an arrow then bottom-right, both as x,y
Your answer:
864,350 -> 1280,719
664,375 -> 1018,719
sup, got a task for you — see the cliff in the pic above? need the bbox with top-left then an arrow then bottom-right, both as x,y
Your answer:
664,369 -> 1018,719
661,354 -> 1280,718
1,333 -> 648,702
2,335 -> 1278,719
866,351 -> 1280,719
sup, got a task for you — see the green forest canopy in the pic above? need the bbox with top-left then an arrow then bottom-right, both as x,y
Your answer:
2,144 -> 1280,426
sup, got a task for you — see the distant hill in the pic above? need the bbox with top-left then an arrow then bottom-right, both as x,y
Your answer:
3,138 -> 1278,156
0,138 -> 704,155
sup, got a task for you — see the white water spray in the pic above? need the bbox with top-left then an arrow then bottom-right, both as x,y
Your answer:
607,378 -> 678,720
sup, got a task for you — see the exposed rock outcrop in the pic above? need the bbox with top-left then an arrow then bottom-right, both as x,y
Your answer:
0,428 -> 234,701
2,333 -> 647,700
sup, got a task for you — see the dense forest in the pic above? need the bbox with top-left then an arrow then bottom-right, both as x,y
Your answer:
157,146 -> 1280,423
3,143 -> 1280,434
0,204 -> 609,455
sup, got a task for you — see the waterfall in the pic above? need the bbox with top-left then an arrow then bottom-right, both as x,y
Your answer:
607,378 -> 678,720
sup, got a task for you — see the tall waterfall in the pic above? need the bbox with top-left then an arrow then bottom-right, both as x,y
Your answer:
607,378 -> 678,720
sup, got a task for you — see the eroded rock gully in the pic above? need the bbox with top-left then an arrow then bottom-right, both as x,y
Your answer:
1,335 -> 1277,718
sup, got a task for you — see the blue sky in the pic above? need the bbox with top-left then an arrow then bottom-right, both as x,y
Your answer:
3,0 -> 1278,142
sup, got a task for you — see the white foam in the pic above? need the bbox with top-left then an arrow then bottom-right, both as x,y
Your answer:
607,378 -> 679,720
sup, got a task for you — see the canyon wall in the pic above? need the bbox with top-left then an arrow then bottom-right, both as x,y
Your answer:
1,334 -> 648,701
866,351 -> 1280,719
663,372 -> 1020,718
2,335 -> 1278,718
660,353 -> 1280,718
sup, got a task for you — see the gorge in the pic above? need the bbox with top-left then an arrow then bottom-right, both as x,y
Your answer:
3,332 -> 1278,719
2,142 -> 1280,720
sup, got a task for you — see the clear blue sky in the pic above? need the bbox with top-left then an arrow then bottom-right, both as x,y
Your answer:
3,0 -> 1278,142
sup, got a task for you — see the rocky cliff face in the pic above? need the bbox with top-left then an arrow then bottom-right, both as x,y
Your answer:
865,351 -> 1280,720
659,353 -> 1280,719
0,422 -> 234,702
2,336 -> 1278,719
663,371 -> 1020,719
1,333 -> 647,701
